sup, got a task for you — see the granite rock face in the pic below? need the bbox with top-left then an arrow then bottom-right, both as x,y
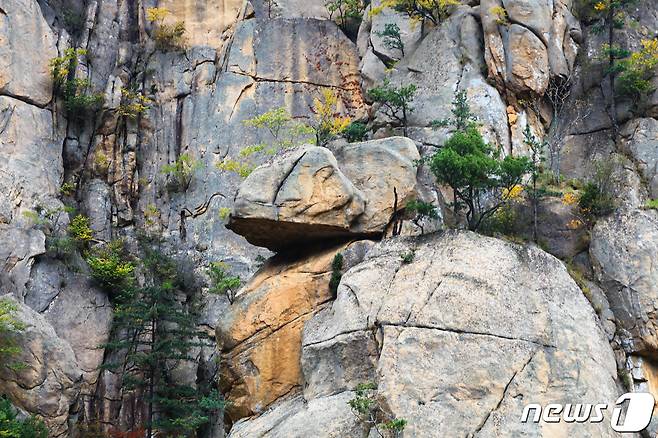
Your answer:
217,241 -> 373,422
0,296 -> 82,437
227,137 -> 420,251
230,231 -> 625,437
590,209 -> 658,355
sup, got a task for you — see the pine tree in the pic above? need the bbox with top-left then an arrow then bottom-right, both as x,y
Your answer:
103,238 -> 224,436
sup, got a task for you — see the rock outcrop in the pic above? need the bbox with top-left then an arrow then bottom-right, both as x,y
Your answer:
230,231 -> 625,437
0,296 -> 82,437
227,137 -> 420,251
217,240 -> 373,421
590,209 -> 658,354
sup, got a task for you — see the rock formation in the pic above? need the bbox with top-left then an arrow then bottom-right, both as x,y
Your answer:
0,0 -> 657,436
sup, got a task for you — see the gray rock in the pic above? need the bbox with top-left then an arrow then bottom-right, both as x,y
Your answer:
590,209 -> 658,354
287,231 -> 622,437
0,295 -> 82,437
622,118 -> 658,198
0,226 -> 45,297
228,392 -> 363,438
0,0 -> 57,106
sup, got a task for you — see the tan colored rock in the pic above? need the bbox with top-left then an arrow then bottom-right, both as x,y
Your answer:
158,0 -> 244,48
507,24 -> 550,94
227,137 -> 420,251
0,296 -> 82,437
217,241 -> 373,422
0,0 -> 57,106
481,0 -> 578,95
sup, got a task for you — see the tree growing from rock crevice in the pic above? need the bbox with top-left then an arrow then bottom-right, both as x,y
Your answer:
0,298 -> 25,371
428,92 -> 532,231
371,0 -> 460,25
367,79 -> 417,136
376,23 -> 405,57
523,125 -> 547,242
585,0 -> 639,140
102,240 -> 224,437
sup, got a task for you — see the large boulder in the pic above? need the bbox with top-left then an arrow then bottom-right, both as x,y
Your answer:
217,241 -> 373,422
0,296 -> 82,437
231,231 -> 624,437
590,209 -> 658,354
227,137 -> 420,251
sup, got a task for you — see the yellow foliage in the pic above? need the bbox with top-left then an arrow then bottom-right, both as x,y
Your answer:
502,184 -> 523,200
593,1 -> 607,11
217,158 -> 255,178
567,218 -> 583,230
629,38 -> 658,70
146,7 -> 169,23
489,6 -> 508,25
313,89 -> 351,144
562,191 -> 579,206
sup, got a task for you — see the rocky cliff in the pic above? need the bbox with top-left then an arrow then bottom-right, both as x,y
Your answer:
0,0 -> 657,436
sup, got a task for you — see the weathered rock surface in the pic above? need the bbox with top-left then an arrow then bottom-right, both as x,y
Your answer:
590,209 -> 658,354
217,240 -> 373,422
0,295 -> 82,437
233,232 -> 625,437
481,0 -> 580,95
227,137 -> 420,251
0,0 -> 57,106
25,260 -> 113,392
622,118 -> 658,199
228,392 -> 363,438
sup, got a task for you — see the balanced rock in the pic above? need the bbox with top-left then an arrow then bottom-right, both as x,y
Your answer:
227,137 -> 420,251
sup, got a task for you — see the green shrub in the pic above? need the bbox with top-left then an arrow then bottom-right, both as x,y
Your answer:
68,214 -> 93,243
400,250 -> 415,264
347,382 -> 407,437
0,397 -> 48,438
147,8 -> 186,51
218,107 -> 313,178
343,121 -> 368,142
325,0 -> 365,36
0,298 -> 26,370
577,159 -> 617,219
644,199 -> 658,210
60,182 -> 76,196
406,199 -> 438,234
579,182 -> 615,217
208,262 -> 241,303
160,153 -> 202,192
50,49 -> 104,120
371,0 -> 459,25
428,92 -> 532,231
86,240 -> 135,292
616,38 -> 658,99
329,253 -> 344,297
367,79 -> 416,135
